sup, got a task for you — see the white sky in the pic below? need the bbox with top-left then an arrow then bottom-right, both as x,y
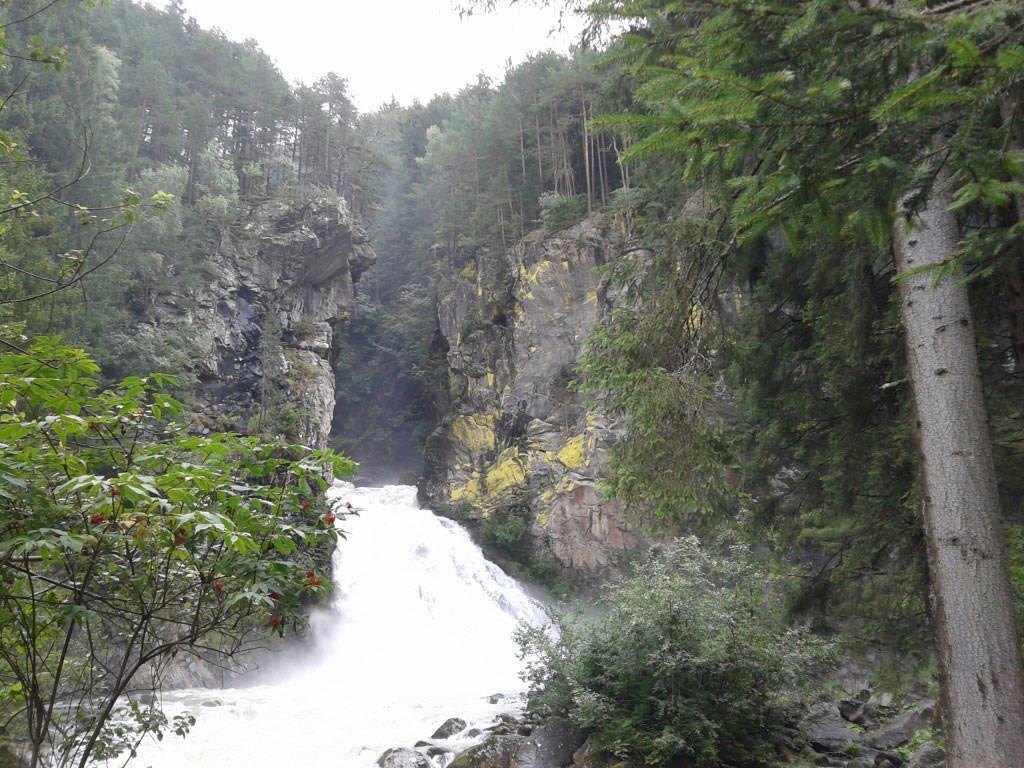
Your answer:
172,1 -> 585,111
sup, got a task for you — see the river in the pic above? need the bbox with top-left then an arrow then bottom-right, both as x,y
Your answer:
122,483 -> 548,767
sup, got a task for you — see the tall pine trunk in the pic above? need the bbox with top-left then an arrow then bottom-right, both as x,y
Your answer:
893,170 -> 1024,768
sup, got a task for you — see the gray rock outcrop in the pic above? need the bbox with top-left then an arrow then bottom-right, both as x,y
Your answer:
423,217 -> 647,574
870,702 -> 935,750
121,195 -> 374,449
799,702 -> 864,754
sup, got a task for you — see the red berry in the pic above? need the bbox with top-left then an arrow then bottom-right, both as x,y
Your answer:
324,512 -> 336,524
269,616 -> 281,627
110,488 -> 121,497
300,500 -> 310,510
214,582 -> 224,592
308,577 -> 321,587
306,571 -> 315,579
174,536 -> 184,545
91,514 -> 107,525
89,421 -> 100,431
270,591 -> 281,601
52,532 -> 61,538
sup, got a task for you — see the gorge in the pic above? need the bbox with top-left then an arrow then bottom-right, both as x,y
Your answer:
2,1 -> 1024,768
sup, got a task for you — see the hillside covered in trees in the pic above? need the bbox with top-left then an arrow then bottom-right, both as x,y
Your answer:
2,1 -> 1023,767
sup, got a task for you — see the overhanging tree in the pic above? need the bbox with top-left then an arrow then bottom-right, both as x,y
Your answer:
0,339 -> 353,767
586,0 -> 1024,764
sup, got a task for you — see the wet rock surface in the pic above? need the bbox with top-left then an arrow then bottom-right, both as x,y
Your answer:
376,747 -> 434,768
432,718 -> 469,740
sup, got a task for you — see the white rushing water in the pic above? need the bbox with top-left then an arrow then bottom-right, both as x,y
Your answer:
125,483 -> 549,768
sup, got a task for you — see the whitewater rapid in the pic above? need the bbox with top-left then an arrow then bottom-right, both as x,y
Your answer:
124,483 -> 549,767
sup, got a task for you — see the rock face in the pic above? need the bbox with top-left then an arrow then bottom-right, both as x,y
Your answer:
423,218 -> 646,574
129,196 -> 374,449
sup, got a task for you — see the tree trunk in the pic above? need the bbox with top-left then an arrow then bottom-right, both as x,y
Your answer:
893,169 -> 1024,768
579,86 -> 592,214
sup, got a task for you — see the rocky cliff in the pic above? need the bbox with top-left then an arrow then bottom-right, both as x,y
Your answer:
423,218 -> 645,575
125,195 -> 375,449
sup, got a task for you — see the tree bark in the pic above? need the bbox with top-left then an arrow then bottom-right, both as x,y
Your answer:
893,168 -> 1024,768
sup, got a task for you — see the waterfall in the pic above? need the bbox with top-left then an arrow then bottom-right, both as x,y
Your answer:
123,483 -> 548,767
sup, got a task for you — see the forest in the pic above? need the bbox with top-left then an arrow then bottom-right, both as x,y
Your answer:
1,1 -> 1023,768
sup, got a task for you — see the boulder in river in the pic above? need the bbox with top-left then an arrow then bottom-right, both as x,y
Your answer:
432,717 -> 469,739
449,735 -> 526,768
375,747 -> 432,768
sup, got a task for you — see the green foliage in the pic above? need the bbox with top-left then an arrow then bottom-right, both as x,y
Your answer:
480,496 -> 533,557
0,339 -> 354,766
0,0 -> 381,390
581,214 -> 733,523
578,0 -> 1024,650
539,192 -> 586,233
517,538 -> 832,767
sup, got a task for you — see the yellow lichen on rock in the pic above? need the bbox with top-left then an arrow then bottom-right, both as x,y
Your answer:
449,475 -> 482,503
484,448 -> 527,495
450,414 -> 496,454
449,447 -> 526,504
557,435 -> 588,470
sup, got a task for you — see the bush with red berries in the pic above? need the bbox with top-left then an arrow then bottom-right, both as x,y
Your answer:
0,340 -> 356,766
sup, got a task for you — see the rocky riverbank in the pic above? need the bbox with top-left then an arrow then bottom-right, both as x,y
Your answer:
374,675 -> 947,768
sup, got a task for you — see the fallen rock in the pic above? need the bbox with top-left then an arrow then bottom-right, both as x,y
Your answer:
907,742 -> 945,768
839,698 -> 878,727
432,718 -> 469,740
871,703 -> 934,751
449,735 -> 527,768
515,718 -> 586,768
487,693 -> 505,704
375,747 -> 432,768
799,702 -> 864,754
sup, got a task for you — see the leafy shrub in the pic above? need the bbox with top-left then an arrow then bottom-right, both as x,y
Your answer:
481,496 -> 533,557
517,538 -> 832,767
0,339 -> 354,765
